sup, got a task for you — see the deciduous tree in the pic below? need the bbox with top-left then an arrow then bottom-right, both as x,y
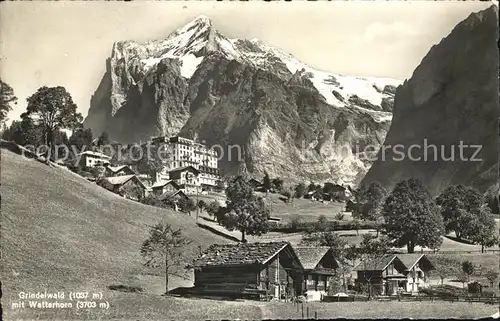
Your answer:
205,201 -> 220,221
467,206 -> 497,253
429,255 -> 460,285
484,269 -> 499,288
223,179 -> 270,242
263,171 -> 271,192
436,185 -> 484,239
461,261 -> 474,282
140,223 -> 192,294
272,177 -> 284,193
382,178 -> 444,253
23,86 -> 83,158
0,79 -> 17,123
97,131 -> 110,146
294,183 -> 306,198
352,181 -> 387,222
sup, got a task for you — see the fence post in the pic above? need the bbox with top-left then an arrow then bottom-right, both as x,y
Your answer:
307,306 -> 309,319
296,300 -> 299,312
315,311 -> 317,319
301,302 -> 304,319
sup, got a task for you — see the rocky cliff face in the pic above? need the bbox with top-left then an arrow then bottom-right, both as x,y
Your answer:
362,6 -> 499,195
85,16 -> 401,185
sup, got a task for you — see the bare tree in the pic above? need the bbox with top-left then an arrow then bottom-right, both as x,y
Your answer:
140,223 -> 193,294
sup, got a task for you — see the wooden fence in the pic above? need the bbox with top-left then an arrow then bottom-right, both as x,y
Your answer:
322,294 -> 500,304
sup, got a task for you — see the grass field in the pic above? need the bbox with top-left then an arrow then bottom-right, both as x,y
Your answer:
261,301 -> 499,319
1,149 -> 231,320
6,292 -> 498,320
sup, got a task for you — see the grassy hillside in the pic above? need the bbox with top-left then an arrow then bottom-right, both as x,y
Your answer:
1,149 -> 231,318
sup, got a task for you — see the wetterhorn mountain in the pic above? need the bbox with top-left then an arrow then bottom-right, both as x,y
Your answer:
362,5 -> 499,195
85,15 -> 401,184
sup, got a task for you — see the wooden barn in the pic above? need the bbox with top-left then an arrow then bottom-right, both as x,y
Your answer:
191,242 -> 304,300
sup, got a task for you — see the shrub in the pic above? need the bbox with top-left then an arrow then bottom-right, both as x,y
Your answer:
420,285 -> 467,297
335,212 -> 345,220
289,215 -> 302,232
268,219 -> 378,233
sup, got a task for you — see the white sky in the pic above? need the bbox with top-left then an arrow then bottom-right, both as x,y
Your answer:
0,1 -> 493,123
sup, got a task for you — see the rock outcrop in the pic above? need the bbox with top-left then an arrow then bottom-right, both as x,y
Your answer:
85,15 -> 402,185
362,6 -> 499,195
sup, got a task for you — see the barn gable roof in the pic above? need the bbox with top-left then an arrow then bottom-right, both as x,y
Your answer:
101,175 -> 146,189
158,189 -> 188,201
151,180 -> 180,189
106,165 -> 135,174
293,247 -> 333,270
397,254 -> 435,271
192,242 -> 303,269
353,254 -> 399,272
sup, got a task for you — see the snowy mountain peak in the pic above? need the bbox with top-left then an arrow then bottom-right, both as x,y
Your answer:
114,15 -> 401,117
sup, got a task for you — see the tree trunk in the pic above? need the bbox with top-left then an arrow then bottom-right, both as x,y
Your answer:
376,229 -> 379,238
407,242 -> 415,253
46,129 -> 54,163
165,255 -> 169,294
481,244 -> 485,253
241,230 -> 246,243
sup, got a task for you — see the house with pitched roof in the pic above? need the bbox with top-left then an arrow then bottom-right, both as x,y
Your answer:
397,254 -> 435,293
353,254 -> 435,295
168,166 -> 201,195
191,242 -> 304,300
98,174 -> 146,201
104,165 -> 136,177
151,180 -> 181,197
353,254 -> 408,296
294,247 -> 339,301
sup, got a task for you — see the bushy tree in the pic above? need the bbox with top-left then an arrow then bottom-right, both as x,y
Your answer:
69,128 -> 93,154
429,256 -> 460,285
382,178 -> 444,253
2,118 -> 43,147
358,234 -> 390,256
351,218 -> 360,236
289,215 -> 302,231
294,183 -> 306,198
272,177 -> 284,192
484,269 -> 499,288
23,86 -> 83,155
0,79 -> 17,123
315,214 -> 328,232
263,171 -> 271,192
301,230 -> 348,261
97,131 -> 110,146
205,200 -> 220,221
467,206 -> 497,253
178,198 -> 196,215
140,223 -> 192,294
281,188 -> 293,203
352,181 -> 387,221
223,176 -> 270,242
91,165 -> 106,182
436,185 -> 484,239
222,196 -> 270,242
461,260 -> 474,282
197,200 -> 207,213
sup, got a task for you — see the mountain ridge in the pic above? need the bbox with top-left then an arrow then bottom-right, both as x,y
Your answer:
84,15 -> 401,185
362,5 -> 499,195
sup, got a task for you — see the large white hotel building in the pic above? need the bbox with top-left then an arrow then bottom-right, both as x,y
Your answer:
151,136 -> 220,194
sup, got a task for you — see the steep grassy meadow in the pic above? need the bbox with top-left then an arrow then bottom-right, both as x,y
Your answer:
1,149 -> 231,319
